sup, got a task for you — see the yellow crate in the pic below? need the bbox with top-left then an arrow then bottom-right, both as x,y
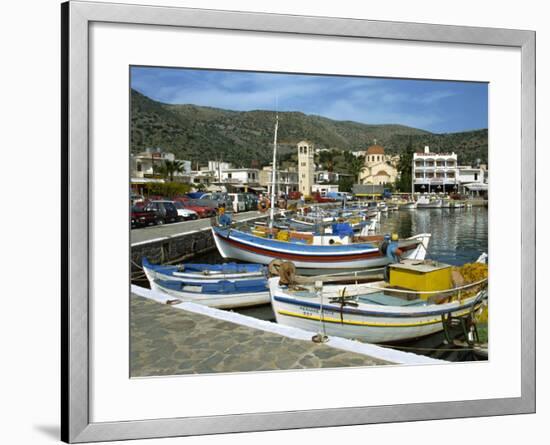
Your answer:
389,261 -> 452,299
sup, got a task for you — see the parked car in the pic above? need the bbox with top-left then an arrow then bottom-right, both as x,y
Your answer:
287,191 -> 302,200
243,193 -> 259,211
186,192 -> 207,200
144,200 -> 179,224
326,191 -> 352,202
131,205 -> 158,228
311,192 -> 336,203
179,201 -> 217,218
173,201 -> 198,220
130,193 -> 145,205
227,193 -> 247,213
198,192 -> 231,210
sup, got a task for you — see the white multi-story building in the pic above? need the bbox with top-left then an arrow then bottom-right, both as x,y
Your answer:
298,140 -> 315,197
208,161 -> 233,180
412,146 -> 458,193
457,165 -> 488,197
219,168 -> 260,192
131,148 -> 191,180
316,170 -> 354,184
188,171 -> 216,187
259,166 -> 299,196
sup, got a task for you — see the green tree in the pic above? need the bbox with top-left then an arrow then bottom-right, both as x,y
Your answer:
338,176 -> 354,193
344,153 -> 366,183
397,138 -> 415,192
157,160 -> 186,182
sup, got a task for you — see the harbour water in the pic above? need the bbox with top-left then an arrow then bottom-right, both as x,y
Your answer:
379,206 -> 488,265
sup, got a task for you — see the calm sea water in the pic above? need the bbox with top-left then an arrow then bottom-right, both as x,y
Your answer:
378,206 -> 488,265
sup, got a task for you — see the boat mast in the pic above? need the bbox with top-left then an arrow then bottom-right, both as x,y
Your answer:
411,154 -> 415,200
269,113 -> 279,228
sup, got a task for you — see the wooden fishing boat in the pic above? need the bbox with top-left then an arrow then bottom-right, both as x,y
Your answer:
142,257 -> 266,284
399,201 -> 417,210
147,276 -> 270,309
269,258 -> 488,343
416,195 -> 443,208
212,222 -> 431,274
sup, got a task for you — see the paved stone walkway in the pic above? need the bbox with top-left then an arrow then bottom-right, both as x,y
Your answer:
131,295 -> 391,377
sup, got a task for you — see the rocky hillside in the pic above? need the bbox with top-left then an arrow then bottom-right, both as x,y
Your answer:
130,89 -> 488,167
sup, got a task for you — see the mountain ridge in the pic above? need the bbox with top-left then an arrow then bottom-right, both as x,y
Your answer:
130,89 -> 488,167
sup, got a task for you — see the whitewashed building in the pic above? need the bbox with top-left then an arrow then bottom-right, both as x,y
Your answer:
412,146 -> 458,193
316,170 -> 353,183
208,161 -> 233,180
457,165 -> 488,197
259,166 -> 299,196
219,168 -> 260,192
131,148 -> 191,178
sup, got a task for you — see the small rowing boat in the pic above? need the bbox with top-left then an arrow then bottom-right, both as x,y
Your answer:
149,277 -> 270,309
142,257 -> 266,283
142,258 -> 270,308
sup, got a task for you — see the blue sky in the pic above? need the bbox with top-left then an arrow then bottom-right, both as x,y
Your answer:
131,66 -> 488,134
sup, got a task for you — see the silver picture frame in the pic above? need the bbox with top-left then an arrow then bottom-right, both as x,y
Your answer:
61,1 -> 535,442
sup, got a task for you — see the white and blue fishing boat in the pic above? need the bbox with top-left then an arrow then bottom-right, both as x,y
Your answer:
147,277 -> 270,309
142,258 -> 270,308
142,257 -> 266,284
212,222 -> 431,275
269,257 -> 488,343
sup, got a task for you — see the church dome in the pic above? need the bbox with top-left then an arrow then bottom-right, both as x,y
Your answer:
366,144 -> 385,155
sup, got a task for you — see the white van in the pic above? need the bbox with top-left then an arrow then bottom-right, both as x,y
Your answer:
227,193 -> 246,213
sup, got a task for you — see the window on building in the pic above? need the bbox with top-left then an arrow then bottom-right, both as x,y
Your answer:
474,173 -> 478,181
227,173 -> 232,179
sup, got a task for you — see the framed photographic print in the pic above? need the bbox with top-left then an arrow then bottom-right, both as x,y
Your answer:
61,1 -> 535,442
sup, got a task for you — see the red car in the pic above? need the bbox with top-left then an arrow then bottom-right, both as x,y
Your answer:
311,192 -> 336,203
131,205 -> 158,228
179,201 -> 216,218
131,201 -> 179,228
287,191 -> 302,200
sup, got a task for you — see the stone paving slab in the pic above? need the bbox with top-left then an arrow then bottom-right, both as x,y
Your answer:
130,295 -> 390,377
